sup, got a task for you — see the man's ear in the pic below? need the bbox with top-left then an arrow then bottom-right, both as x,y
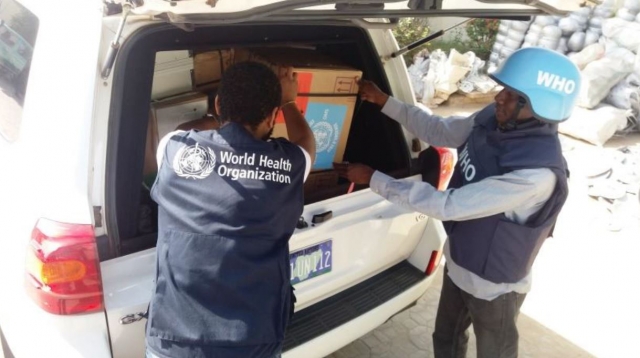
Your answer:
269,107 -> 279,127
520,98 -> 534,120
214,95 -> 221,117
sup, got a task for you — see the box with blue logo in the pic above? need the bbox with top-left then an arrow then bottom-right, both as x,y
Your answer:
271,94 -> 357,171
242,48 -> 362,171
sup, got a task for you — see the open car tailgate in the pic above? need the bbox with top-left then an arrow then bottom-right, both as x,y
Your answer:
129,0 -> 587,24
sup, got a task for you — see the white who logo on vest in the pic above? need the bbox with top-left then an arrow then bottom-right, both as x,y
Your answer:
173,143 -> 216,180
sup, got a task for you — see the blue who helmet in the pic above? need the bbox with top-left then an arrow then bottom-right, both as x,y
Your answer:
489,47 -> 581,123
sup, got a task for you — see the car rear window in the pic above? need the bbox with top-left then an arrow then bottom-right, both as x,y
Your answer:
0,0 -> 38,143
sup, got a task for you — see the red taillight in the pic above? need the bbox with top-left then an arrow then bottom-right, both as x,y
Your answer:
25,218 -> 103,315
426,250 -> 443,276
435,147 -> 455,191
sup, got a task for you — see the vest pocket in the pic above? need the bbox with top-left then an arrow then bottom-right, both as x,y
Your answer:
148,230 -> 287,345
483,219 -> 550,283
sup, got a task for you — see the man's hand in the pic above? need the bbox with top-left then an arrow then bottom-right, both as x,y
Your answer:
279,66 -> 316,164
333,162 -> 376,185
358,78 -> 389,107
280,67 -> 298,105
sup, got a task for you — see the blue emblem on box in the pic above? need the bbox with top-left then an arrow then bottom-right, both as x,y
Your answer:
305,103 -> 348,170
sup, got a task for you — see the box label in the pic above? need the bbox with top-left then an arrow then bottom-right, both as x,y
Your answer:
334,77 -> 356,93
306,102 -> 347,170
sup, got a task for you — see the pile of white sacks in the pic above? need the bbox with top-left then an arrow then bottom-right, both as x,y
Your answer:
408,49 -> 499,108
486,0 -> 640,145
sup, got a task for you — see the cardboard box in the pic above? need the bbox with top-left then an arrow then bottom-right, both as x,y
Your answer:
237,48 -> 362,170
304,170 -> 340,196
144,93 -> 208,184
192,49 -> 235,91
151,92 -> 209,140
152,50 -> 194,100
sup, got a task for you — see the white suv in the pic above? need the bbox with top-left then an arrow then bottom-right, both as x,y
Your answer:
0,1 -> 580,357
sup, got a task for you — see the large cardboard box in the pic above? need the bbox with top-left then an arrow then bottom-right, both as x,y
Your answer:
152,50 -> 194,100
151,92 -> 209,140
192,49 -> 235,91
236,48 -> 362,170
144,93 -> 209,185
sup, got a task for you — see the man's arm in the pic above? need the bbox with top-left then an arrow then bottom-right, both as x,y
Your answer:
359,79 -> 474,149
381,97 -> 475,149
280,67 -> 316,165
368,168 -> 557,222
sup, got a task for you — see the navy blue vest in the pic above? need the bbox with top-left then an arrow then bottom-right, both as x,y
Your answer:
148,123 -> 306,348
444,104 -> 569,284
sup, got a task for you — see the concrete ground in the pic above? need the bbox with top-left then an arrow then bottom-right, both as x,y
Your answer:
329,102 -> 640,358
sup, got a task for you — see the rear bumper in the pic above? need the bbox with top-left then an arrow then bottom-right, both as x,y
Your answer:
283,262 -> 440,358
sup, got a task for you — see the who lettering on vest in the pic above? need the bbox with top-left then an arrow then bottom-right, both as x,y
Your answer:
457,143 -> 477,182
172,141 -> 297,184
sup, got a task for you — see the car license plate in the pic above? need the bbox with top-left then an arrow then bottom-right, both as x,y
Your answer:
290,240 -> 332,285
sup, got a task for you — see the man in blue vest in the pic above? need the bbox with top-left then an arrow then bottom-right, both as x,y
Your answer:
146,62 -> 316,358
334,48 -> 580,358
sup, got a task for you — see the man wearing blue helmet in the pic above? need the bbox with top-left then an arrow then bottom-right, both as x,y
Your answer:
334,47 -> 580,358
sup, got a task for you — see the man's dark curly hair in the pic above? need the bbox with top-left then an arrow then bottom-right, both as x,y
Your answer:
217,61 -> 282,129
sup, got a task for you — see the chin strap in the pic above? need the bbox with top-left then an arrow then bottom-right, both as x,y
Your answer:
499,97 -> 538,132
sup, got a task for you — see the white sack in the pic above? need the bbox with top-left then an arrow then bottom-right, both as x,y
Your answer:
535,16 -> 557,26
568,32 -> 586,52
542,25 -> 563,39
489,52 -> 500,64
539,37 -> 560,49
510,20 -> 531,32
593,7 -> 614,18
407,55 -> 430,99
504,38 -> 523,49
507,30 -> 526,42
589,16 -> 604,29
524,32 -> 540,45
605,75 -> 640,109
498,23 -> 509,36
559,105 -> 632,146
557,37 -> 569,54
460,58 -> 497,94
559,17 -> 581,35
578,53 -> 634,109
458,81 -> 474,94
626,0 -> 640,13
570,43 -> 605,70
576,6 -> 592,17
617,8 -> 638,21
587,27 -> 602,37
603,18 -> 640,53
424,49 -> 474,106
528,24 -> 544,35
585,31 -> 600,47
500,47 -> 516,58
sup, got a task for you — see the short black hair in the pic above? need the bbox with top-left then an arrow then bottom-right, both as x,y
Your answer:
217,61 -> 282,129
